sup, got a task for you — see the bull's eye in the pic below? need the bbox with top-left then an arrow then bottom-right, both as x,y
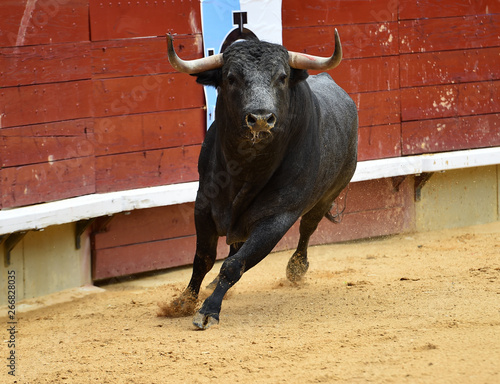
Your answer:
227,73 -> 236,86
278,73 -> 287,85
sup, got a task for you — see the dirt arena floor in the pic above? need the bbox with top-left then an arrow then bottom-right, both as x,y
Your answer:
2,221 -> 500,383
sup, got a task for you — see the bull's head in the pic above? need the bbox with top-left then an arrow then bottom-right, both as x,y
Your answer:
167,31 -> 342,146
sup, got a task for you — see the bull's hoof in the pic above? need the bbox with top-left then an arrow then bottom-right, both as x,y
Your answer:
193,311 -> 219,330
286,252 -> 309,282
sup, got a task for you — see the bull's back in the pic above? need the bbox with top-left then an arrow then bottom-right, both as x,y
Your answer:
306,73 -> 358,195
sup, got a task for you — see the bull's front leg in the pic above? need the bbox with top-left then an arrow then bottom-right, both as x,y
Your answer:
193,214 -> 297,329
158,209 -> 218,318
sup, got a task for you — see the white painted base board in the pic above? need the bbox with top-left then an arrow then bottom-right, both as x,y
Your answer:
1,147 -> 499,235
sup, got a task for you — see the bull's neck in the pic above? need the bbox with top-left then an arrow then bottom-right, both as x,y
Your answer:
216,126 -> 289,182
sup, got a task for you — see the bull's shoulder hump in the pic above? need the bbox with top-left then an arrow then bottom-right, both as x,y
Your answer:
306,72 -> 334,85
307,72 -> 354,106
306,72 -> 337,89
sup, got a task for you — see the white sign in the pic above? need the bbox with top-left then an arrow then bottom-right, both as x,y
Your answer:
200,0 -> 283,129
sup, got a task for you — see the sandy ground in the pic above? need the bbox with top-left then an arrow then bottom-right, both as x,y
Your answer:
2,221 -> 500,383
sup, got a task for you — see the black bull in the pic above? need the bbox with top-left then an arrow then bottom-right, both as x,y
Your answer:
163,31 -> 358,329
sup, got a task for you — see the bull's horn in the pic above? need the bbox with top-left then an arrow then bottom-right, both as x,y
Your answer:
288,28 -> 342,70
166,33 -> 224,74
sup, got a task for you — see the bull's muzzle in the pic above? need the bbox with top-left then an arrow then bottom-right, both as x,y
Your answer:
245,112 -> 276,132
244,112 -> 276,144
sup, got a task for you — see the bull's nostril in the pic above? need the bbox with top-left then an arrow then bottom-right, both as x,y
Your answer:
246,114 -> 257,126
245,113 -> 276,130
267,114 -> 276,127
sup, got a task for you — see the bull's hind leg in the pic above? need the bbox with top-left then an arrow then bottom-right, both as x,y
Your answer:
205,242 -> 243,291
286,201 -> 333,282
158,211 -> 218,318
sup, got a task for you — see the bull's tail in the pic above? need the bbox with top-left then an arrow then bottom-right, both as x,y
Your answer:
325,210 -> 343,223
325,187 -> 349,224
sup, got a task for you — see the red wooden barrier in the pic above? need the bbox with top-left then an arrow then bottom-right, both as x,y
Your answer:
401,81 -> 500,122
354,90 -> 400,127
89,0 -> 202,41
95,145 -> 201,193
0,0 -> 88,48
0,0 -> 203,208
0,80 -> 93,128
403,114 -> 500,155
91,35 -> 201,79
283,23 -> 399,59
92,74 -> 203,118
399,14 -> 500,53
283,0 -> 398,26
400,48 -> 500,88
2,157 -> 95,208
92,177 -> 415,280
0,42 -> 91,87
1,119 -> 94,167
1,0 -> 499,278
93,109 -> 205,156
399,0 -> 499,20
358,125 -> 401,161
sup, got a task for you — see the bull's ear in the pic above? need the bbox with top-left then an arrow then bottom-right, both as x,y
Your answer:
289,68 -> 309,87
191,69 -> 222,88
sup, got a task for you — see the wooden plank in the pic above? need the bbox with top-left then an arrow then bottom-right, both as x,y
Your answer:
358,124 -> 401,161
95,145 -> 201,193
94,109 -> 205,156
402,113 -> 500,155
283,22 -> 398,60
399,14 -> 500,53
399,0 -> 500,20
94,203 -> 196,250
89,0 -> 202,41
325,56 -> 400,94
352,90 -> 400,127
458,81 -> 500,116
275,177 -> 415,251
400,48 -> 500,88
91,35 -> 202,79
0,42 -> 91,87
346,177 -> 410,213
0,80 -> 92,128
93,235 -> 196,280
0,0 -> 89,48
401,81 -> 500,122
92,74 -> 204,118
1,119 -> 94,167
312,206 -> 412,244
401,84 -> 458,121
282,0 -> 398,28
1,157 -> 95,208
